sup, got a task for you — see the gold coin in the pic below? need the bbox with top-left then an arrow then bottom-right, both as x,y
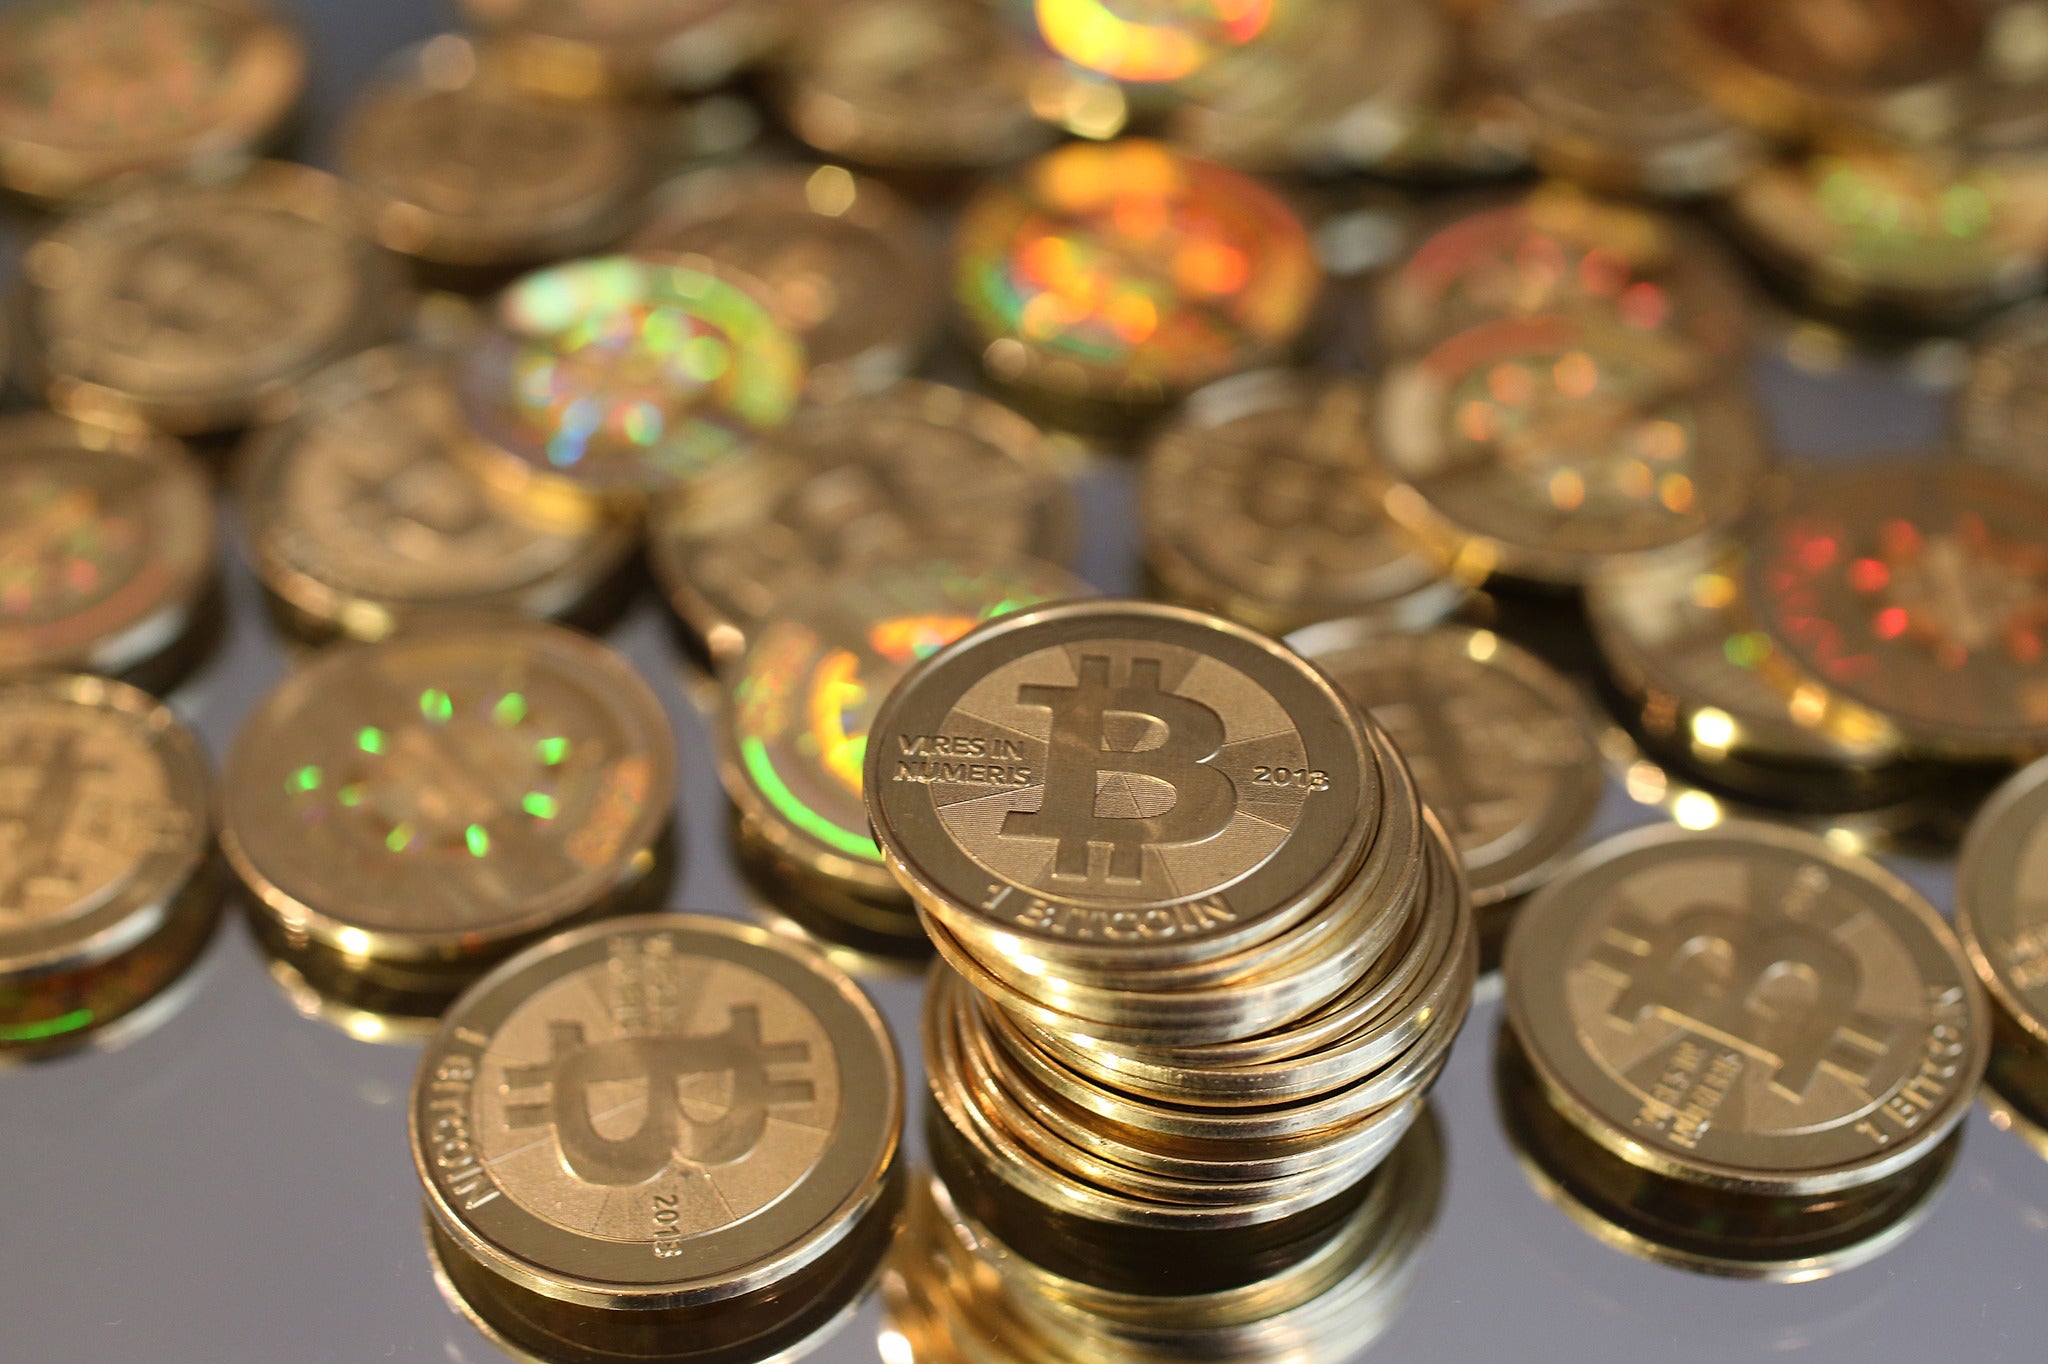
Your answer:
1957,755 -> 2048,1053
238,346 -> 638,644
412,914 -> 901,1307
867,600 -> 1376,972
732,813 -> 931,974
1377,313 -> 1770,585
1142,371 -> 1471,636
1504,821 -> 1988,1194
1743,458 -> 2048,760
633,163 -> 941,402
1291,621 -> 1603,908
1983,1022 -> 2048,1163
455,0 -> 782,94
0,673 -> 219,1054
222,621 -> 675,980
651,380 -> 1078,667
18,161 -> 404,435
1958,298 -> 2048,488
338,34 -> 648,270
0,0 -> 306,204
0,412 -> 214,684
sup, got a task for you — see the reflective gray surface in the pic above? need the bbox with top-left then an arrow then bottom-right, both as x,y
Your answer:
3,3 -> 2048,1360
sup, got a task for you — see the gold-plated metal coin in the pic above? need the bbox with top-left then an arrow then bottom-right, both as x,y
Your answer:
650,380 -> 1077,668
1024,0 -> 1277,87
1376,313 -> 1771,586
222,622 -> 676,993
0,673 -> 219,1055
16,161 -> 404,435
0,0 -> 306,205
633,163 -> 942,401
1505,821 -> 1988,1195
1743,458 -> 2048,760
1957,755 -> 2048,1053
455,0 -> 783,94
338,34 -> 648,271
1290,621 -> 1604,910
1142,370 -> 1473,636
1983,1034 -> 2048,1163
237,346 -> 638,644
1958,299 -> 2048,486
953,139 -> 1323,428
0,413 -> 214,686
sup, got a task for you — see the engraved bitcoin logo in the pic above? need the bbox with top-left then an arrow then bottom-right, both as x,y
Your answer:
0,729 -> 98,915
1001,655 -> 1235,880
114,228 -> 294,345
502,1004 -> 817,1186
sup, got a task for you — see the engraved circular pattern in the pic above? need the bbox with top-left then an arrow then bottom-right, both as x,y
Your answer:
1956,756 -> 2048,1049
1958,300 -> 2048,488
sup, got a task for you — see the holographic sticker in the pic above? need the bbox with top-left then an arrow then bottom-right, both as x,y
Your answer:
1030,0 -> 1276,84
461,255 -> 806,494
954,139 -> 1318,395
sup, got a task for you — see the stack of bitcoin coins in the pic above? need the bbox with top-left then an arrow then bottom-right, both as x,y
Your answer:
1957,755 -> 2048,1160
864,599 -> 1475,1234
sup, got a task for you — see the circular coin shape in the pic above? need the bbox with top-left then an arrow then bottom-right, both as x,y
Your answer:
222,622 -> 675,971
412,914 -> 900,1305
0,0 -> 306,204
1142,370 -> 1470,636
0,413 -> 213,681
724,556 -> 1094,900
1026,0 -> 1279,86
18,161 -> 403,435
1505,821 -> 1989,1194
455,0 -> 780,93
1745,459 -> 2048,759
1289,621 -> 1603,908
866,600 -> 1375,969
954,139 -> 1322,420
1377,313 -> 1769,585
239,347 -> 637,644
1957,755 -> 2048,1052
633,163 -> 942,401
1958,299 -> 2048,487
458,254 -> 806,500
338,34 -> 648,269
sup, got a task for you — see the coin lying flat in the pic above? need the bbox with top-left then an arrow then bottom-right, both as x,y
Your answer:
1958,756 -> 2048,1055
0,413 -> 214,686
1025,0 -> 1276,87
238,346 -> 637,644
455,0 -> 782,93
339,34 -> 648,270
0,674 -> 219,1055
1958,299 -> 2048,487
223,622 -> 675,989
18,161 -> 404,435
0,0 -> 306,204
1505,821 -> 1988,1195
634,163 -> 941,401
1142,371 -> 1471,636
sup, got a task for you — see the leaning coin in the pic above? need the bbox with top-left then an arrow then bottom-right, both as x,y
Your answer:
17,162 -> 405,435
1505,821 -> 1989,1194
455,0 -> 783,94
1957,755 -> 2048,1054
1958,299 -> 2048,488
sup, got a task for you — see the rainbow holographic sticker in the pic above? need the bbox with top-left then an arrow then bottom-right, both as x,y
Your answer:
1030,0 -> 1277,84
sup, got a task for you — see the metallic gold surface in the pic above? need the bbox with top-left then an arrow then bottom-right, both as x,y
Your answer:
455,0 -> 782,94
1958,298 -> 2048,487
1957,755 -> 2048,1053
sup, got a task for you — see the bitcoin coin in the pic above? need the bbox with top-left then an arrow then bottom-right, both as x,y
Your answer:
239,346 -> 638,644
1377,313 -> 1769,585
1142,371 -> 1472,635
1958,299 -> 2048,487
455,0 -> 782,93
338,34 -> 648,270
651,380 -> 1077,667
1982,1016 -> 2048,1162
0,0 -> 305,204
1290,621 -> 1603,909
18,161 -> 404,435
633,163 -> 942,401
867,600 -> 1375,973
733,813 -> 931,974
0,673 -> 218,1055
457,254 -> 806,502
0,412 -> 214,686
223,622 -> 675,985
1957,755 -> 2048,1054
953,139 -> 1322,427
1744,459 -> 2048,759
1505,821 -> 1989,1194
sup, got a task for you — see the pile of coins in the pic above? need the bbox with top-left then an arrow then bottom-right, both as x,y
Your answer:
864,599 -> 1475,1234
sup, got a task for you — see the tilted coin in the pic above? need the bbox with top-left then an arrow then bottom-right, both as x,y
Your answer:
953,139 -> 1323,427
17,161 -> 404,435
1958,298 -> 2048,487
0,0 -> 306,204
222,622 -> 675,989
1505,821 -> 1989,1194
0,413 -> 214,687
1957,755 -> 2048,1053
238,346 -> 638,644
338,34 -> 648,270
1142,371 -> 1472,636
1376,313 -> 1770,585
0,674 -> 219,1055
651,380 -> 1077,667
456,254 -> 806,504
633,163 -> 942,401
455,0 -> 782,93
1290,621 -> 1604,910
1744,458 -> 2048,760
